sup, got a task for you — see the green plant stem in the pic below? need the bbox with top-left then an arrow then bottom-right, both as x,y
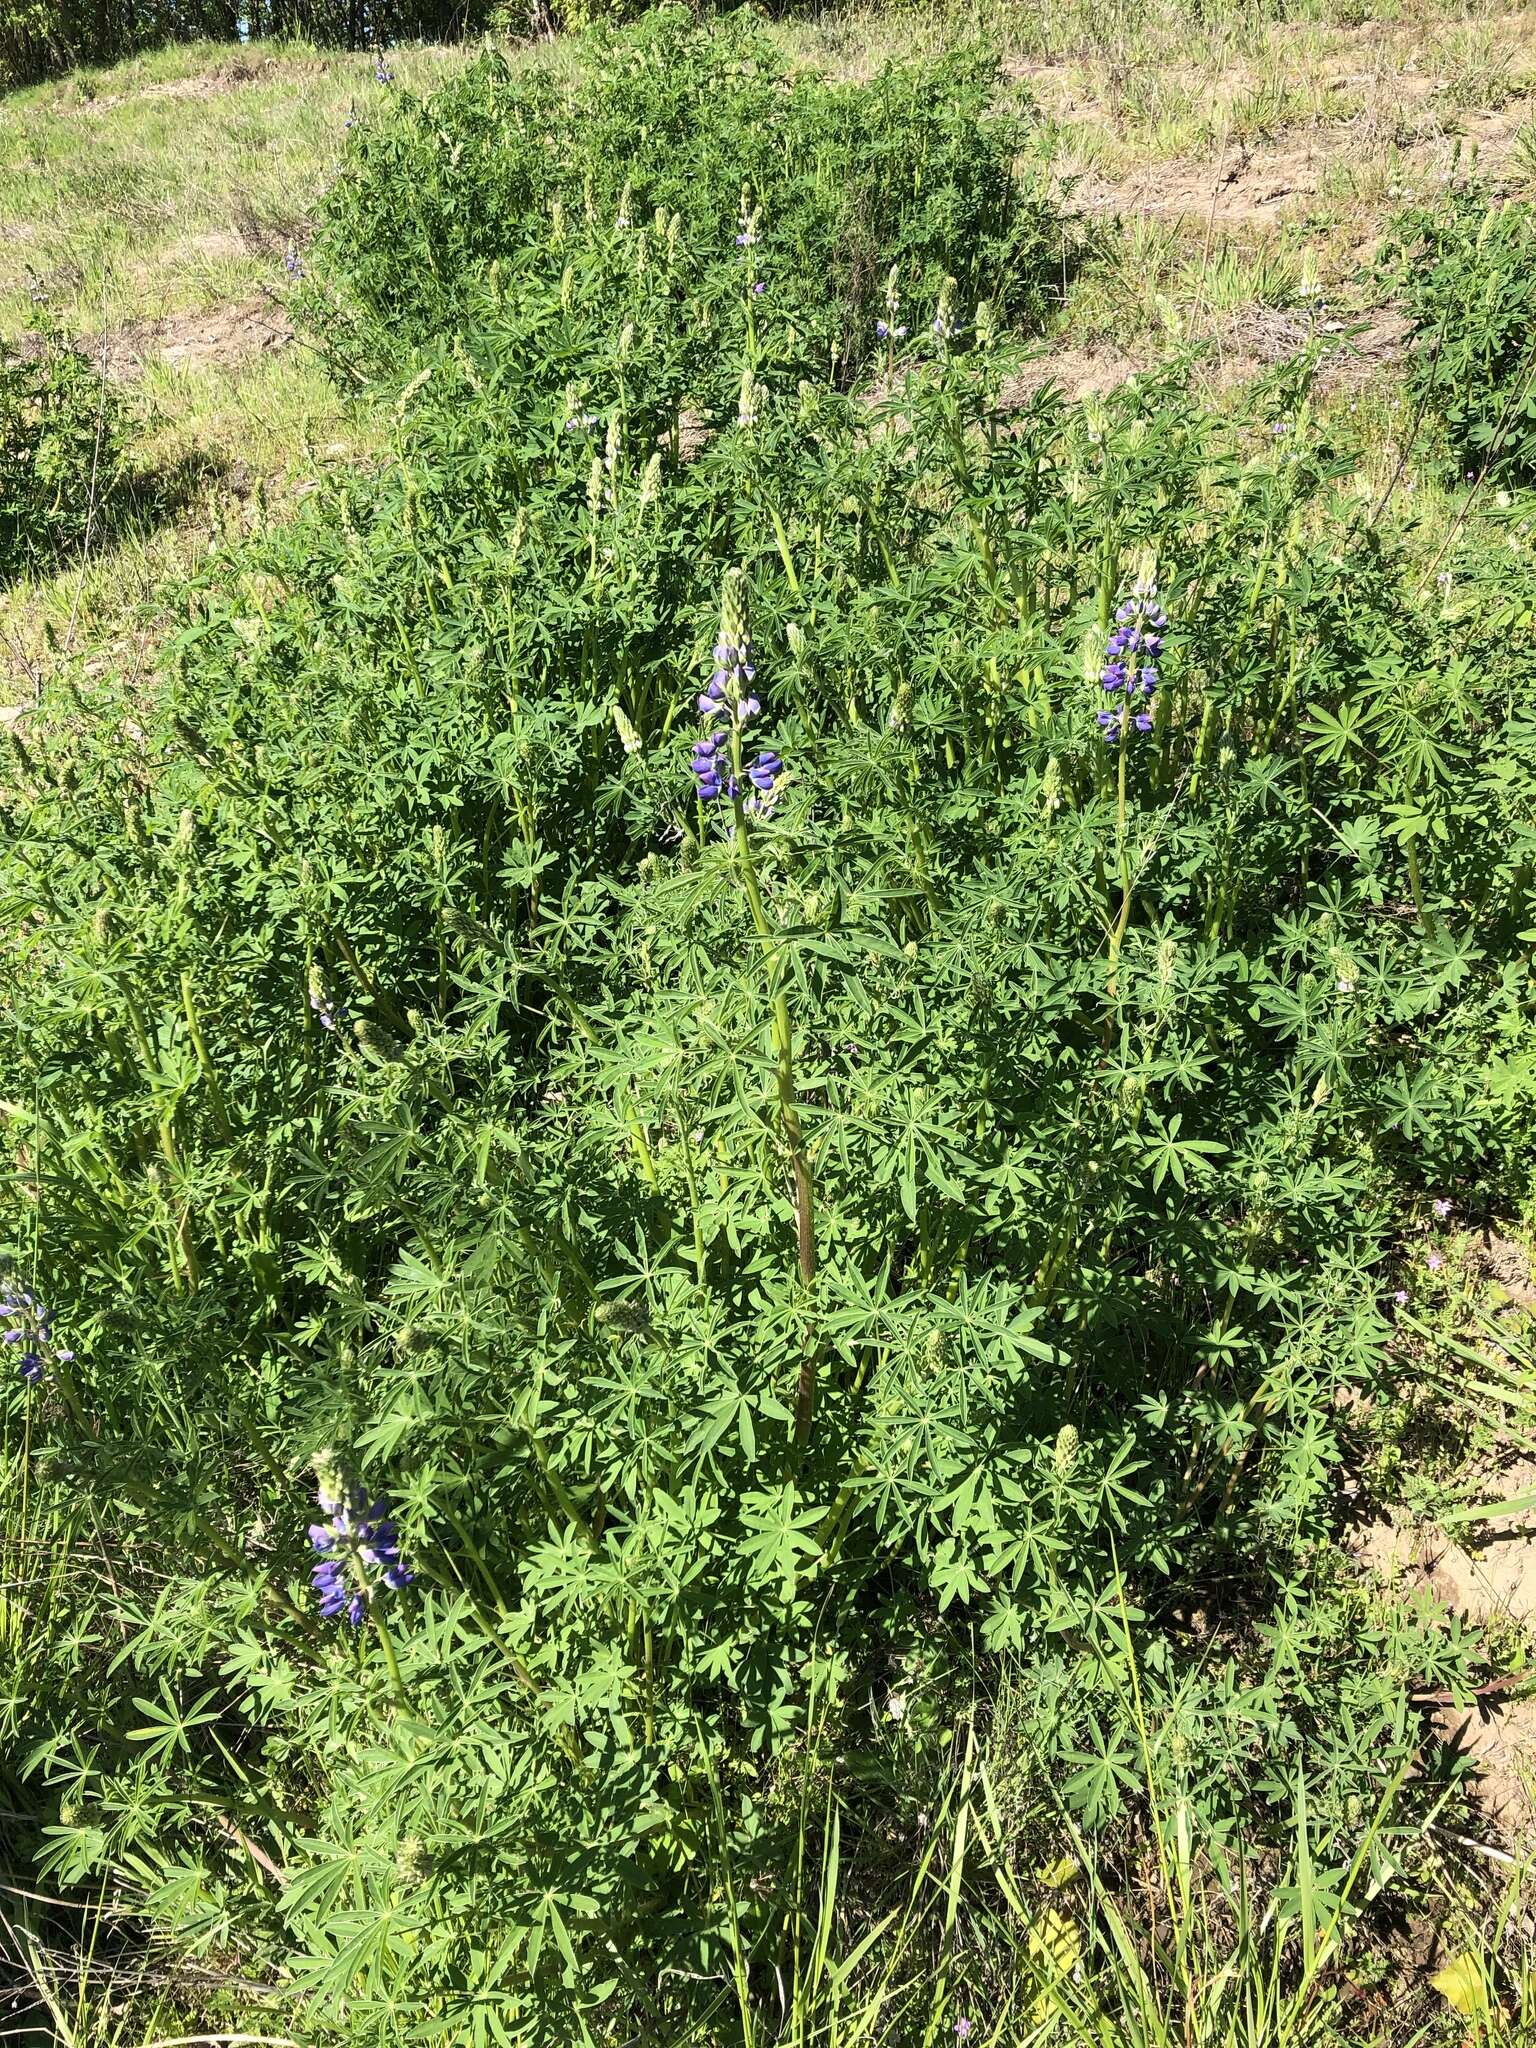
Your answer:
180,969 -> 232,1140
677,1116 -> 708,1286
1104,724 -> 1134,1029
728,733 -> 817,1438
371,1606 -> 415,1715
1404,837 -> 1438,937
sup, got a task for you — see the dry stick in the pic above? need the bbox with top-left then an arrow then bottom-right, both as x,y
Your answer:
1,622 -> 44,704
1426,1823 -> 1521,1871
1360,296 -> 1455,536
1410,1670 -> 1533,1710
212,1814 -> 289,1888
140,2036 -> 300,2048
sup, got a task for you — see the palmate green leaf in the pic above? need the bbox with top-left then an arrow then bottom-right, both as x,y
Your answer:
1137,1112 -> 1227,1191
1061,1718 -> 1140,1825
1302,699 -> 1373,768
738,1485 -> 824,1601
928,1538 -> 990,1610
126,1682 -> 226,1766
280,1838 -> 383,1924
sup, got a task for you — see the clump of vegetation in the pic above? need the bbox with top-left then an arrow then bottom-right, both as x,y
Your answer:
0,330 -> 127,579
4,11 -> 1536,2045
305,8 -> 1072,393
1384,180 -> 1536,484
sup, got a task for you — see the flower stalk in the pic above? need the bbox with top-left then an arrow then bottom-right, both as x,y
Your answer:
688,570 -> 818,1431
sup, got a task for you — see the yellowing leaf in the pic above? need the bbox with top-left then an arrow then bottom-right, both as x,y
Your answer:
1430,1952 -> 1491,2020
1028,1908 -> 1081,1978
1038,1856 -> 1079,1890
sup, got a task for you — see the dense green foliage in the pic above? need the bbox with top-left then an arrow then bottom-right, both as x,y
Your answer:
1385,180 -> 1536,484
304,11 -> 1071,394
2,15 -> 1532,2044
0,329 -> 126,578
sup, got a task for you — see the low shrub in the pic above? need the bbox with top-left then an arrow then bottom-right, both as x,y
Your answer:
1383,180 -> 1536,483
1,301 -> 1524,2035
303,8 -> 1073,394
2,18 -> 1530,2041
0,330 -> 127,580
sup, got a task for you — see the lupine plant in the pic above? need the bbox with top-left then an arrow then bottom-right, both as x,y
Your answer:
0,327 -> 128,578
300,8 -> 1073,398
1382,179 -> 1536,483
1,25 -> 1533,2046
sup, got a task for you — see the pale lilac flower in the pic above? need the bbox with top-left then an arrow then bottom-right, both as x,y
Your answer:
308,968 -> 348,1034
1432,1197 -> 1452,1220
930,275 -> 961,343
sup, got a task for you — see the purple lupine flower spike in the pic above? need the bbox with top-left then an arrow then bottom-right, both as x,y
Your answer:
688,571 -> 786,815
1,1279 -> 73,1386
930,275 -> 961,343
877,269 -> 911,346
308,1453 -> 413,1627
1098,579 -> 1169,745
308,965 -> 350,1035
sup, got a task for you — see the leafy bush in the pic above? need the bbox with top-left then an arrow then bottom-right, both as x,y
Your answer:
2,288 -> 1527,2034
2,20 -> 1531,2044
1383,181 -> 1536,483
304,8 -> 1073,395
0,330 -> 127,580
